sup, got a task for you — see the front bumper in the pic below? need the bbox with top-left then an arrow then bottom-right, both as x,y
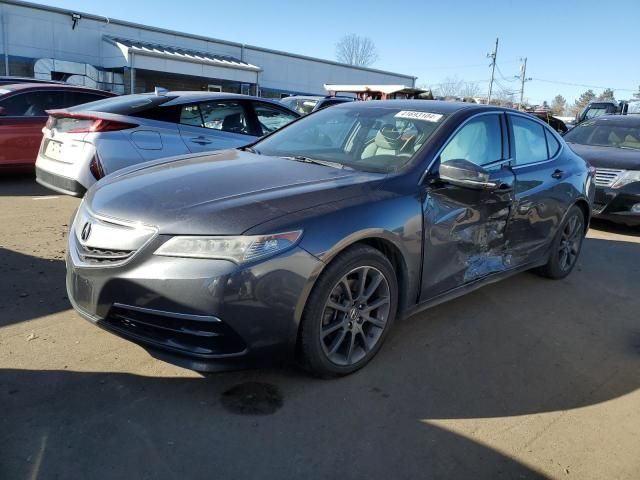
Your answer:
66,235 -> 323,371
593,182 -> 640,226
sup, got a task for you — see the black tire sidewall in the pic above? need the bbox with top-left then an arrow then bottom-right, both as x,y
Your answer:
544,206 -> 585,279
300,246 -> 398,377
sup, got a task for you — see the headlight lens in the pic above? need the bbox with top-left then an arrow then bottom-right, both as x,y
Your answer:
154,230 -> 303,264
612,170 -> 640,188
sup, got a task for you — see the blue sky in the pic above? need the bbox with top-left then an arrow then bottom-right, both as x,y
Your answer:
40,0 -> 640,106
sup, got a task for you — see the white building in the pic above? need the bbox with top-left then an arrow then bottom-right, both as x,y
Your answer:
0,0 -> 416,98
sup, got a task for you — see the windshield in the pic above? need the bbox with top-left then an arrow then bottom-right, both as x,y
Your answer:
253,105 -> 446,173
280,97 -> 319,115
564,120 -> 640,150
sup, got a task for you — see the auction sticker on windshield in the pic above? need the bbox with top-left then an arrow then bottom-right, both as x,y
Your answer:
394,111 -> 443,122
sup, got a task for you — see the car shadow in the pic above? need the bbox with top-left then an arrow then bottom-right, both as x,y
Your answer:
1,237 -> 638,479
0,173 -> 53,197
0,248 -> 68,328
590,218 -> 640,237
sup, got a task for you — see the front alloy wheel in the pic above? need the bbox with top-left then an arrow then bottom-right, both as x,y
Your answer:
320,266 -> 391,366
300,245 -> 398,377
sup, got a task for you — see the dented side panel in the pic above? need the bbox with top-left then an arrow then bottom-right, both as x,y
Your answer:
420,167 -> 516,301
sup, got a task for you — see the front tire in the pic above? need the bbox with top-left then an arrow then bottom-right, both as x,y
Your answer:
299,245 -> 398,377
536,205 -> 585,279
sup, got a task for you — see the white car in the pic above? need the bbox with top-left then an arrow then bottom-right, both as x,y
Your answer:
35,91 -> 299,196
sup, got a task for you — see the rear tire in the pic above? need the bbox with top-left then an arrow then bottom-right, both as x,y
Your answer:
299,245 -> 398,377
536,205 -> 585,279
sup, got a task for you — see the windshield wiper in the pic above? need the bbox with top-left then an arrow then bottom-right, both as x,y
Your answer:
282,155 -> 354,171
240,146 -> 261,154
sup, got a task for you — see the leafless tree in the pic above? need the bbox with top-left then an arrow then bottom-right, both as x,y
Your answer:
459,81 -> 481,98
434,76 -> 463,97
335,34 -> 379,67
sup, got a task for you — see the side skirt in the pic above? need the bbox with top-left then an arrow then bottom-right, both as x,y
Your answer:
401,258 -> 547,320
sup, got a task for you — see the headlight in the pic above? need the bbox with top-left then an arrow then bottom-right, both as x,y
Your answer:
154,230 -> 303,263
612,170 -> 640,189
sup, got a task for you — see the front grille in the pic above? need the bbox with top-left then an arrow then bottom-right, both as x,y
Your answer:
103,304 -> 246,356
77,245 -> 134,264
594,168 -> 624,187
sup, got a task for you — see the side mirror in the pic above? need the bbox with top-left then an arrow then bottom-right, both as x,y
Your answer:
438,159 -> 497,190
0,106 -> 6,116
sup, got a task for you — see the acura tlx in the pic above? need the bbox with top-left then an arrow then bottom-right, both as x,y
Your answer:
65,100 -> 594,376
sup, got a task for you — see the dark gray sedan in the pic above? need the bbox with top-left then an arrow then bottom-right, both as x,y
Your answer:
66,101 -> 594,376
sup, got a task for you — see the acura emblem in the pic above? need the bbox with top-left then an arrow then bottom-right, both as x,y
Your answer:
81,222 -> 92,242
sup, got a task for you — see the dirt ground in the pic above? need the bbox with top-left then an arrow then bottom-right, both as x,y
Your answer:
1,175 -> 639,479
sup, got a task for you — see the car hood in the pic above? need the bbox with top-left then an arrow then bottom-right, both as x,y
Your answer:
86,149 -> 384,235
568,143 -> 640,170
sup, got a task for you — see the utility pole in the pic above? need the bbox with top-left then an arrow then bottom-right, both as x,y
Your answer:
516,57 -> 532,111
486,38 -> 499,104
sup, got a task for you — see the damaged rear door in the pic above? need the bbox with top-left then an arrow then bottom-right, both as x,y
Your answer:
420,112 -> 516,301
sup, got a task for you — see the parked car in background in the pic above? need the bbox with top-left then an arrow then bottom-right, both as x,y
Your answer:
65,101 -> 593,376
576,101 -> 620,124
565,115 -> 640,226
35,91 -> 300,196
530,111 -> 568,134
0,83 -> 114,173
280,95 -> 354,115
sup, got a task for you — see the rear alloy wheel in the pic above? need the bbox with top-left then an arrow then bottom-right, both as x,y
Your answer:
300,246 -> 398,377
536,205 -> 585,279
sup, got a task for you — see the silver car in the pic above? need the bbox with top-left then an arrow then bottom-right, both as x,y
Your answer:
35,91 -> 300,196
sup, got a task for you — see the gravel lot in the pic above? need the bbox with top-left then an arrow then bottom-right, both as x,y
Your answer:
1,175 -> 639,479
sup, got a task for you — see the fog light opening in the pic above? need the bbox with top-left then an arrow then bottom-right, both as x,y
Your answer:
631,203 -> 640,213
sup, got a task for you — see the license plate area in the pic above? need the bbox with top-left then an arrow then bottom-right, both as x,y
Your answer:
44,139 -> 64,161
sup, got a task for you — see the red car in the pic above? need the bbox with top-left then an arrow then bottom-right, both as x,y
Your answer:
0,83 -> 114,173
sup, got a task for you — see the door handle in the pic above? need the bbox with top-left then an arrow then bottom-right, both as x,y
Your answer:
191,136 -> 213,145
552,169 -> 564,179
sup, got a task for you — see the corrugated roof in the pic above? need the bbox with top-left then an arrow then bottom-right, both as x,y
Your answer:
104,36 -> 261,72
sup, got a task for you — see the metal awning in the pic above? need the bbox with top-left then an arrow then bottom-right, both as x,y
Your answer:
104,36 -> 261,72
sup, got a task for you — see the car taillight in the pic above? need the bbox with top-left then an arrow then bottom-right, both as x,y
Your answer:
89,153 -> 105,180
68,118 -> 137,133
46,112 -> 138,134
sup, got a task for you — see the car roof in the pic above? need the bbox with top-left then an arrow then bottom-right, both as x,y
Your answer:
585,114 -> 640,126
152,91 -> 298,113
0,83 -> 113,94
337,99 -> 502,114
282,96 -> 324,101
0,76 -> 67,85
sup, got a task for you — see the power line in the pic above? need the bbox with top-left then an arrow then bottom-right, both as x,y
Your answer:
531,78 -> 637,92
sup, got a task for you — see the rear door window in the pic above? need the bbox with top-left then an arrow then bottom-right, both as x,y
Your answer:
180,104 -> 203,127
64,91 -> 109,108
199,101 -> 251,135
0,90 -> 67,116
253,102 -> 299,135
511,115 -> 549,165
545,129 -> 561,157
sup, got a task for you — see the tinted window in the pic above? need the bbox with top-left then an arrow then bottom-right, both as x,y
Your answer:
0,90 -> 68,116
280,97 -> 319,115
440,114 -> 503,166
65,91 -> 109,108
545,129 -> 561,157
511,116 -> 548,164
180,104 -> 203,127
254,103 -> 298,134
132,104 -> 181,123
67,94 -> 173,114
199,101 -> 250,135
